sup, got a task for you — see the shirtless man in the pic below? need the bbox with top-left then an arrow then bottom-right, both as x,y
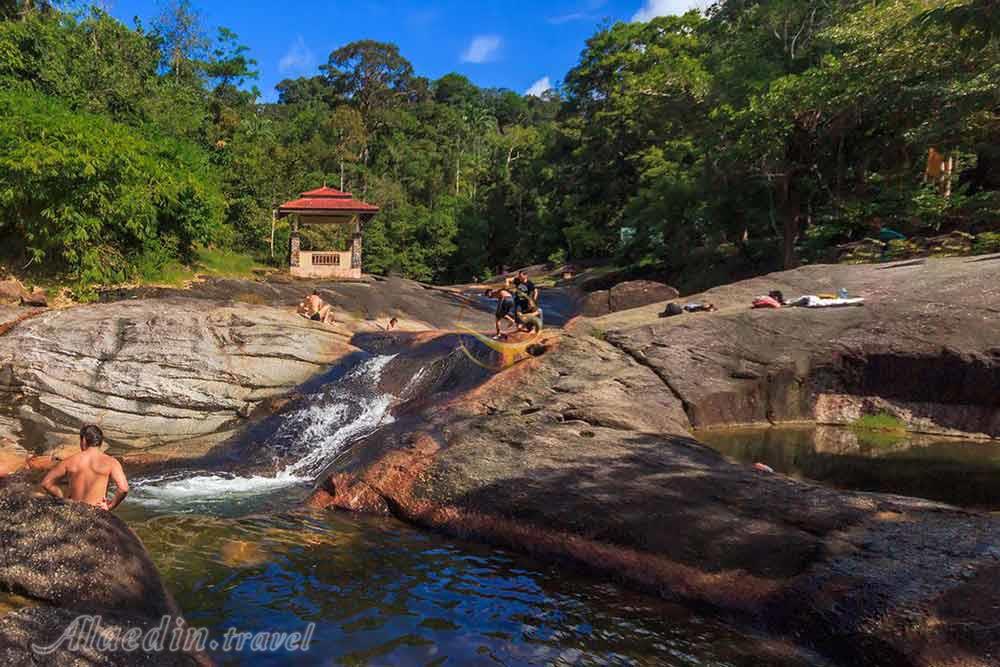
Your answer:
485,287 -> 517,339
41,424 -> 129,511
297,289 -> 335,324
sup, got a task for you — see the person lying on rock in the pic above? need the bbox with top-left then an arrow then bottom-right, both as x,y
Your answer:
41,424 -> 129,511
751,290 -> 786,309
485,287 -> 517,339
683,302 -> 717,313
298,289 -> 336,324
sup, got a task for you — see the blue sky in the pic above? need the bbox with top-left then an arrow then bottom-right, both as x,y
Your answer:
107,0 -> 709,102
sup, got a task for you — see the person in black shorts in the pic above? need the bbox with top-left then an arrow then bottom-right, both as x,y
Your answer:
297,290 -> 335,324
485,287 -> 517,339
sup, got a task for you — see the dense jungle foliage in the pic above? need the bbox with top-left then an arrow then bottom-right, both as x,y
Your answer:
0,0 -> 997,287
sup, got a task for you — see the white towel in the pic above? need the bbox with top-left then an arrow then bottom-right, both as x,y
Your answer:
790,295 -> 865,308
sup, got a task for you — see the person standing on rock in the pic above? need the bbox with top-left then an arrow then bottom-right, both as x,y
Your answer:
513,271 -> 539,304
40,425 -> 129,511
486,287 -> 517,339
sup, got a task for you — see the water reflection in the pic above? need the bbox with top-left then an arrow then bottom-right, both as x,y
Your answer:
699,426 -> 1000,509
118,506 -> 809,666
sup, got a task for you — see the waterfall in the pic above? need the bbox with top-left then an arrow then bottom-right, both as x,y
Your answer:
131,354 -> 397,510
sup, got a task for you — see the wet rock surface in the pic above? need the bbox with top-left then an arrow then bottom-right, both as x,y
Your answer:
313,256 -> 1000,667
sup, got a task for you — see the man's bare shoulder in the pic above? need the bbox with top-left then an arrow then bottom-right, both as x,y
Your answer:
60,451 -> 85,470
90,451 -> 121,473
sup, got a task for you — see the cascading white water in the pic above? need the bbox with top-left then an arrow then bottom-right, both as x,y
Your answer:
131,354 -> 396,509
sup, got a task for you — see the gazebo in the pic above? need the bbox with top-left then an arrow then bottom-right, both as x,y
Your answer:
276,186 -> 379,279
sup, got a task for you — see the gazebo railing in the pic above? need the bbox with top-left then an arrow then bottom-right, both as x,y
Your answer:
311,253 -> 341,266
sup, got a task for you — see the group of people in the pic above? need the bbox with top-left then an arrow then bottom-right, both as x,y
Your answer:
485,270 -> 543,339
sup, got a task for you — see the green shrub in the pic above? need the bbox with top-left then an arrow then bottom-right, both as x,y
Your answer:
851,412 -> 906,433
884,239 -> 922,260
547,247 -> 568,267
0,89 -> 225,285
973,231 -> 1000,254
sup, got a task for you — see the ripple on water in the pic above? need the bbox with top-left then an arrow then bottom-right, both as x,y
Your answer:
117,507 -> 818,666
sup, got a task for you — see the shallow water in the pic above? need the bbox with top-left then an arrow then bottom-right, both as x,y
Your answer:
114,350 -> 814,665
698,426 -> 1000,509
119,503 -> 807,666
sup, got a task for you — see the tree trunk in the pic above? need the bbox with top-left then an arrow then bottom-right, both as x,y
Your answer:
779,170 -> 801,269
269,210 -> 276,258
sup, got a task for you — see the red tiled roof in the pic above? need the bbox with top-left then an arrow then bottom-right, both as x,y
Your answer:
300,186 -> 354,198
277,186 -> 379,216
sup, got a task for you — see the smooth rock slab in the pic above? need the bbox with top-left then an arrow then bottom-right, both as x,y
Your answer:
0,298 -> 358,450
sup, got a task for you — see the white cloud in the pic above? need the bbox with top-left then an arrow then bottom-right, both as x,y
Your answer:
460,35 -> 503,64
525,76 -> 552,97
279,35 -> 315,74
548,12 -> 589,24
632,0 -> 711,21
549,0 -> 608,24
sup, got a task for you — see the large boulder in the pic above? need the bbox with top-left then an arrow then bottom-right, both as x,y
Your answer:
0,482 -> 200,665
0,280 -> 28,305
310,256 -> 1000,667
0,298 -> 359,453
0,487 -> 177,616
599,257 -> 1000,437
19,288 -> 47,308
581,280 -> 678,317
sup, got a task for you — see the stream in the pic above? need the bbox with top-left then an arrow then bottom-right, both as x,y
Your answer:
118,352 -> 811,666
698,425 -> 1000,510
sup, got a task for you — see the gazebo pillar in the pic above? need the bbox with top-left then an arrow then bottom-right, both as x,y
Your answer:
289,218 -> 301,268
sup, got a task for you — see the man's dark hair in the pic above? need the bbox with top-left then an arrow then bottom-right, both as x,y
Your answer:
768,290 -> 785,304
312,289 -> 319,296
80,424 -> 103,449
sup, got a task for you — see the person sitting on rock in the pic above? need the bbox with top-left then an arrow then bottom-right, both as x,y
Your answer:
485,287 -> 517,339
41,424 -> 129,511
297,289 -> 335,324
511,285 -> 544,335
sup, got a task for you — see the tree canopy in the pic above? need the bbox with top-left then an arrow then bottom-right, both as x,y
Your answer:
0,0 -> 996,289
